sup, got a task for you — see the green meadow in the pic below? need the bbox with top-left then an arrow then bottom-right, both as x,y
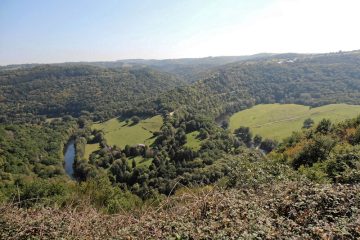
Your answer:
229,103 -> 360,141
92,115 -> 163,148
84,143 -> 100,160
184,131 -> 202,150
127,156 -> 153,169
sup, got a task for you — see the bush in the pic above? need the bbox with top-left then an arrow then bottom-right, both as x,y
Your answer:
292,134 -> 336,169
78,175 -> 142,213
226,151 -> 297,189
325,145 -> 360,183
260,138 -> 278,153
17,178 -> 72,207
316,119 -> 332,134
131,116 -> 140,125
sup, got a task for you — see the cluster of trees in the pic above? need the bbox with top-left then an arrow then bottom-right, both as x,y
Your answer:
70,109 -> 283,199
274,116 -> 360,183
70,112 -> 208,197
0,117 -> 78,203
234,126 -> 278,153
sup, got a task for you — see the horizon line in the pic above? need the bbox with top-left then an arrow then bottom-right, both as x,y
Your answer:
1,49 -> 359,67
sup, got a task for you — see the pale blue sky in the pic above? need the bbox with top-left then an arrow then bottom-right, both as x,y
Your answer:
1,0 -> 359,65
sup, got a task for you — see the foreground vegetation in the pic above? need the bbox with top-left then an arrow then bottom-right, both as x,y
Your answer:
1,178 -> 359,238
229,103 -> 360,140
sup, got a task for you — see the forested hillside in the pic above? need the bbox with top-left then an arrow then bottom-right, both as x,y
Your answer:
158,51 -> 360,118
1,51 -> 360,123
0,54 -> 273,82
0,65 -> 182,122
0,119 -> 76,181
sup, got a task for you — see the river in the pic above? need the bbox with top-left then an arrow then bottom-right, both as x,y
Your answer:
64,139 -> 75,178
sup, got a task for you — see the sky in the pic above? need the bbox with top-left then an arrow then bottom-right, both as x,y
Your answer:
1,0 -> 360,65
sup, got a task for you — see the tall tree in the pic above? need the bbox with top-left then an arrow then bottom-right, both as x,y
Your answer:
302,118 -> 314,129
235,126 -> 253,146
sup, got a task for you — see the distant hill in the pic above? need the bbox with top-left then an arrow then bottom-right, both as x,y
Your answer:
0,53 -> 275,82
157,50 -> 360,118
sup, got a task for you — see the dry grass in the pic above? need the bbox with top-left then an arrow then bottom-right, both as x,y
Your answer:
1,182 -> 360,239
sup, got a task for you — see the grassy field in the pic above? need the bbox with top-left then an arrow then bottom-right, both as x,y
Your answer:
45,117 -> 61,123
84,143 -> 100,160
229,103 -> 360,141
92,115 -> 163,148
127,156 -> 153,169
184,131 -> 202,150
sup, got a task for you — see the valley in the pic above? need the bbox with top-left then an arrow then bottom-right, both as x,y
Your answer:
1,50 -> 360,239
2,1 -> 360,238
